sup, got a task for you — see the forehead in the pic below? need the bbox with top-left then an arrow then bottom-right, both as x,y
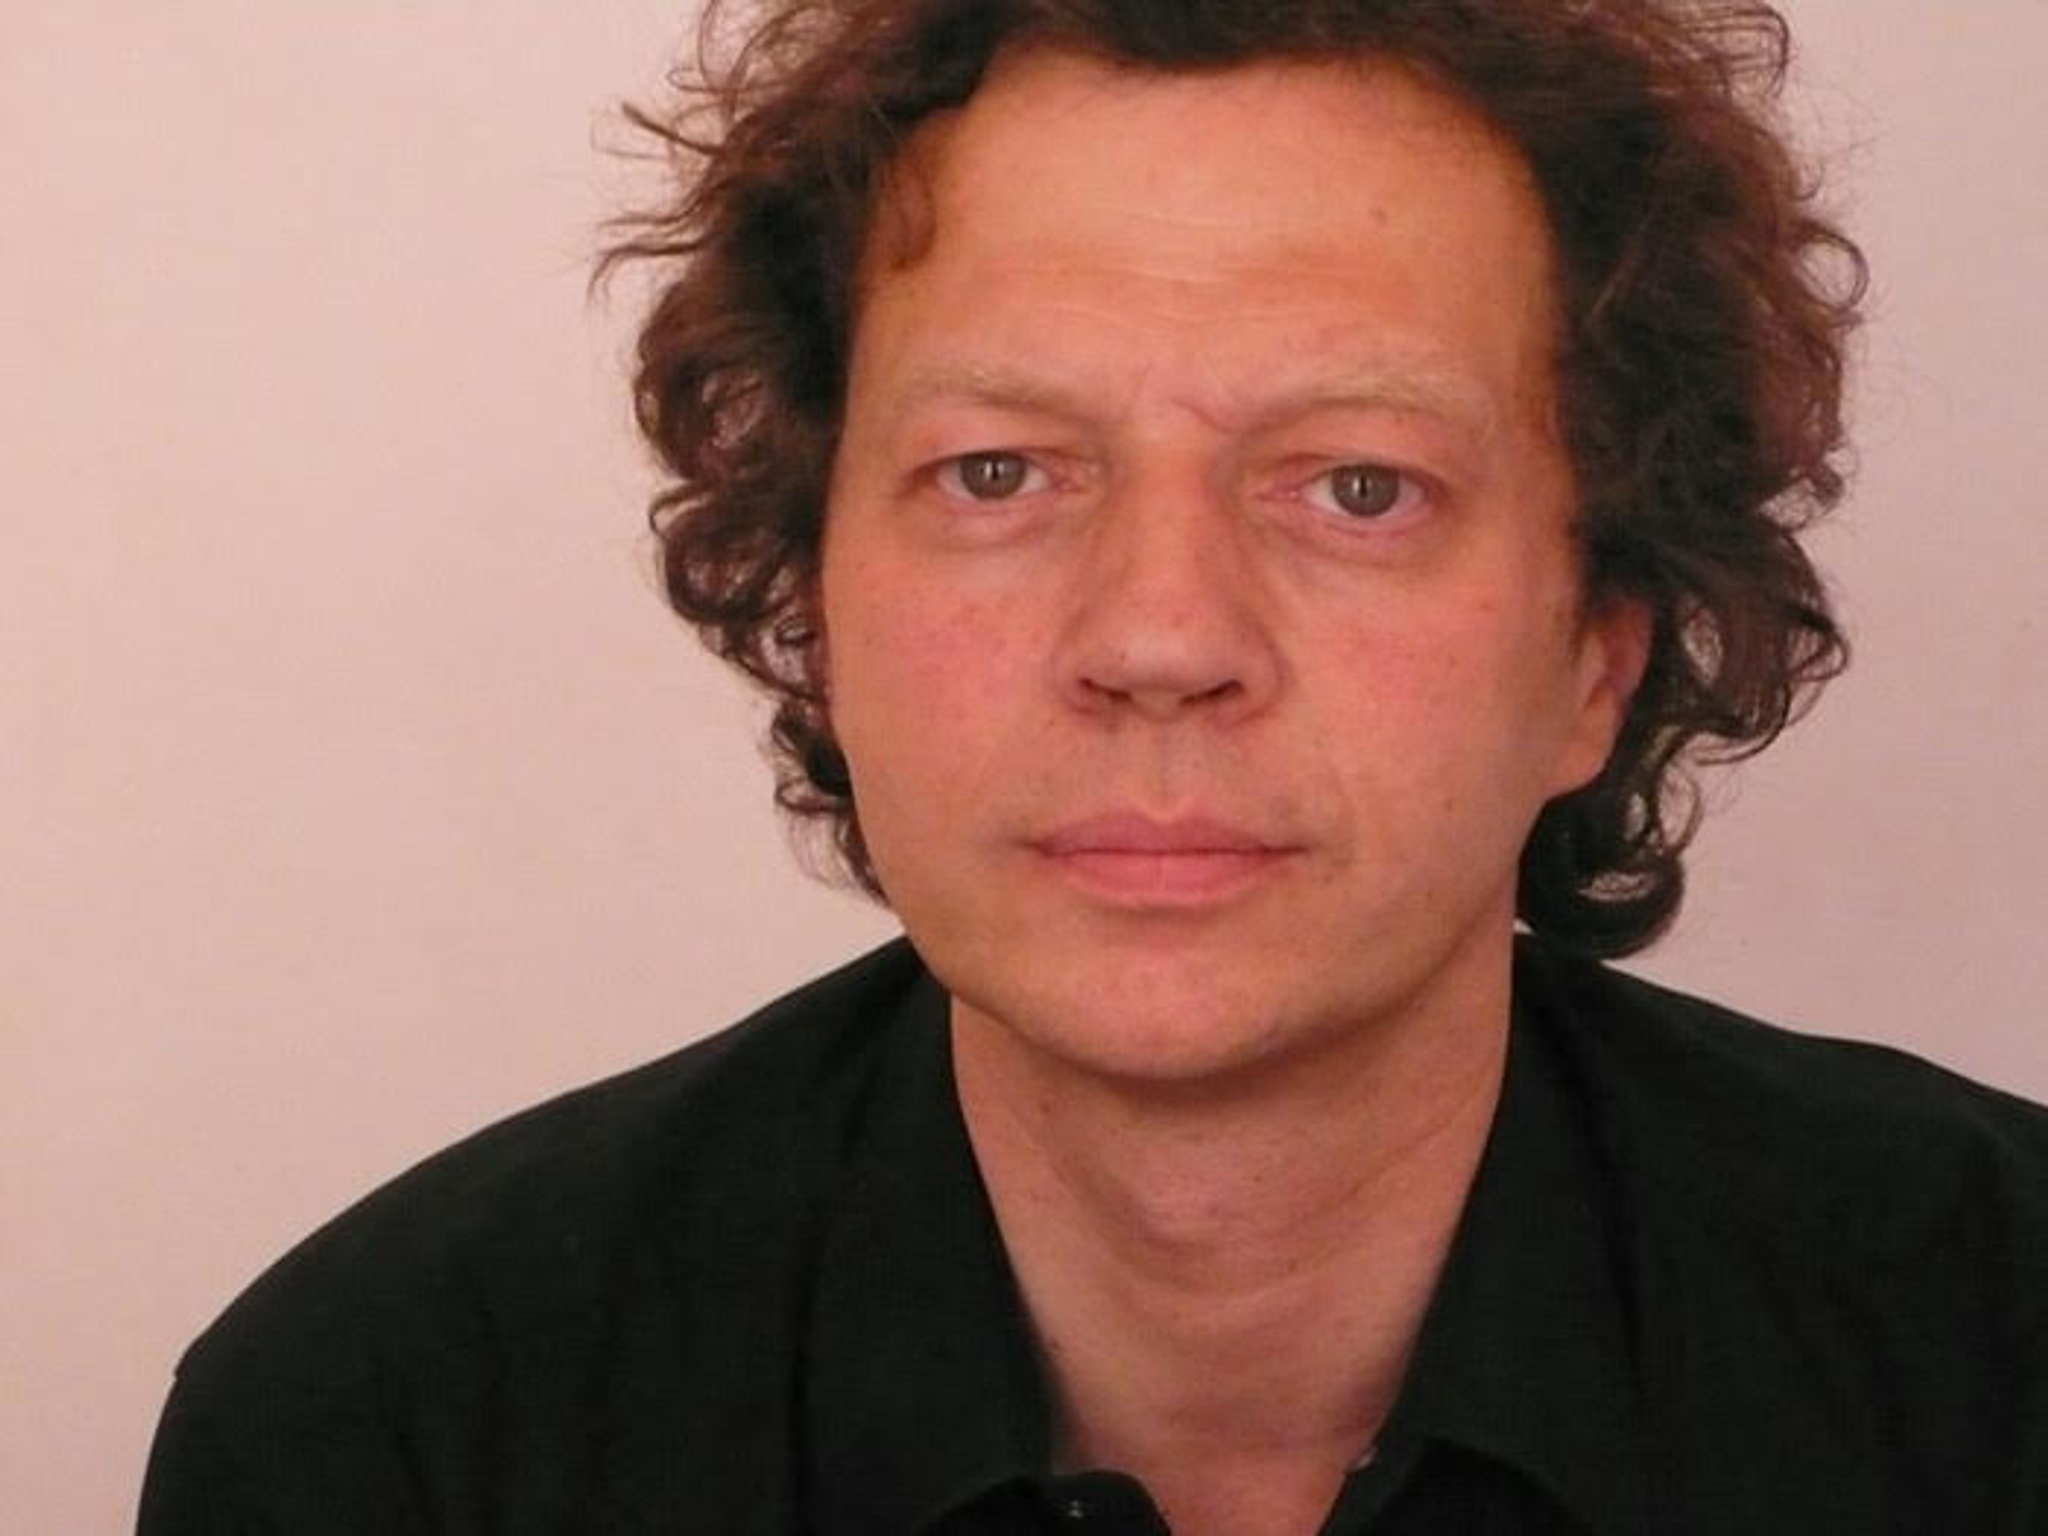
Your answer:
852,48 -> 1560,430
898,45 -> 1531,215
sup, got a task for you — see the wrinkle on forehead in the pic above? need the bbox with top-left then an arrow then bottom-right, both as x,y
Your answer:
876,351 -> 1502,446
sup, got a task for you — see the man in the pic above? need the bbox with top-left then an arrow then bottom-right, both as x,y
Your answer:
140,2 -> 2048,1532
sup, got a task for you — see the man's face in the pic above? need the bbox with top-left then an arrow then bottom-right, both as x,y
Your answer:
821,50 -> 1644,1086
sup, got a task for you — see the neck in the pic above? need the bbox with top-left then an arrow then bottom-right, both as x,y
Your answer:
951,957 -> 1509,1533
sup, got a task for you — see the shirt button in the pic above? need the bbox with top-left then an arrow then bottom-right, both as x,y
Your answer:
1060,1497 -> 1090,1520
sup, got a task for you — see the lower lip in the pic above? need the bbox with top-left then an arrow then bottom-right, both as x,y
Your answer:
1036,847 -> 1294,906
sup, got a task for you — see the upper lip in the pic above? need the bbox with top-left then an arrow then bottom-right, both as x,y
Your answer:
1033,813 -> 1288,856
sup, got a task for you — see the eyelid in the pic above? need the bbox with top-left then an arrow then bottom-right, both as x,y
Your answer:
1293,459 -> 1435,523
929,448 -> 1059,501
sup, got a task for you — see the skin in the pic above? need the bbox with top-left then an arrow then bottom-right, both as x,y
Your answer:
820,48 -> 1647,1534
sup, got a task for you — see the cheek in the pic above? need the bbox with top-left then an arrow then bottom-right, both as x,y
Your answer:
826,578 -> 1030,797
1330,586 -> 1584,789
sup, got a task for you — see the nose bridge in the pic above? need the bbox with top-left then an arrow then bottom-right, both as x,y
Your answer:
1055,461 -> 1280,719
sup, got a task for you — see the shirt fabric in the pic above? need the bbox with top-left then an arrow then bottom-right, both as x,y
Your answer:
138,938 -> 2048,1534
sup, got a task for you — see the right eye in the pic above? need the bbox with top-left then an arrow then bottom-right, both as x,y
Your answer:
937,450 -> 1046,501
1301,460 -> 1427,523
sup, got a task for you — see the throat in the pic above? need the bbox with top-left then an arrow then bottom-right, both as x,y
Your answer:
951,997 -> 1507,1524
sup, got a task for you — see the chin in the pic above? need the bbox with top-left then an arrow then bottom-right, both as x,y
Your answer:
950,959 -> 1334,1090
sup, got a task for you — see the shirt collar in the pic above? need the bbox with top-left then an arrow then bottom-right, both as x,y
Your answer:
1377,943 -> 1651,1536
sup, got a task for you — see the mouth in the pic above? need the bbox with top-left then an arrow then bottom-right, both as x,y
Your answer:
1028,813 -> 1299,906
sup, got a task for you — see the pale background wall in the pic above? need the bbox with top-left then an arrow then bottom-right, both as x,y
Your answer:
2,3 -> 2041,1531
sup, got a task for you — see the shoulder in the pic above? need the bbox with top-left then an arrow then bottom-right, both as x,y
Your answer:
1521,941 -> 2048,1205
169,937 -> 932,1413
1523,946 -> 2048,1187
1514,944 -> 2048,1512
1519,940 -> 2048,1243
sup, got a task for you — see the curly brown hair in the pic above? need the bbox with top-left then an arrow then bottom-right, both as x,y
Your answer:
603,0 -> 1863,958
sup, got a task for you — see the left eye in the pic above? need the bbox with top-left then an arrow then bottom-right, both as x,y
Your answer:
939,451 -> 1045,501
1306,462 -> 1413,520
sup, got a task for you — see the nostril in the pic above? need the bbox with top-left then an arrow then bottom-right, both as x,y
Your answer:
1078,673 -> 1247,722
1054,518 -> 1283,718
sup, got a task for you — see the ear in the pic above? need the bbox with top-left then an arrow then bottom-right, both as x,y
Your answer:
1548,595 -> 1651,796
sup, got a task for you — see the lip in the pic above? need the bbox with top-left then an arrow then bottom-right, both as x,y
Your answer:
1029,813 -> 1298,906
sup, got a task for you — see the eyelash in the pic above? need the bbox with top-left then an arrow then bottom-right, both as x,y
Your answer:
933,450 -> 1054,503
924,450 -> 1437,533
1295,461 -> 1431,523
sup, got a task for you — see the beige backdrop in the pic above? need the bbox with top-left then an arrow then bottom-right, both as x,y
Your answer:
4,3 -> 2044,1531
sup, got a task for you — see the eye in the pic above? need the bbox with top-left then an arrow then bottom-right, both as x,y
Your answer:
1294,460 -> 1425,528
1305,462 -> 1415,520
938,450 -> 1046,501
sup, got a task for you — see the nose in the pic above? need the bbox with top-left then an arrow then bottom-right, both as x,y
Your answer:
1053,474 -> 1283,724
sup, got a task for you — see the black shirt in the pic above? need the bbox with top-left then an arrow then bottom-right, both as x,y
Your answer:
138,939 -> 2048,1533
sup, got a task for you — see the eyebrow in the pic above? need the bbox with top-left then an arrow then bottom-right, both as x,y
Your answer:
879,365 -> 1090,426
1244,365 -> 1500,442
876,357 -> 1500,441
